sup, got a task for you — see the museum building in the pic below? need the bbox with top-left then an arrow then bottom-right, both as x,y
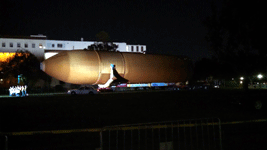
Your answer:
0,34 -> 146,61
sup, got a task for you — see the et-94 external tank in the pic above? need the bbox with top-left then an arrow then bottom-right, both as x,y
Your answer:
41,50 -> 193,85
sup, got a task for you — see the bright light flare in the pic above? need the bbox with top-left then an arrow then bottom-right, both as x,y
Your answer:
0,52 -> 16,62
258,74 -> 263,79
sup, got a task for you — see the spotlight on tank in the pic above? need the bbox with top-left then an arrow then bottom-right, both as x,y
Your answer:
41,50 -> 193,86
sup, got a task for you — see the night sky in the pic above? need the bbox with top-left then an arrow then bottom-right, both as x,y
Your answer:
0,0 -> 218,62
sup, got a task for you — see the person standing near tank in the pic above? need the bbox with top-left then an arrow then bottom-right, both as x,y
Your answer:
24,85 -> 27,96
21,86 -> 25,97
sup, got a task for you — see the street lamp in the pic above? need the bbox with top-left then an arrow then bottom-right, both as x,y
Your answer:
258,74 -> 263,89
239,77 -> 244,84
258,74 -> 263,79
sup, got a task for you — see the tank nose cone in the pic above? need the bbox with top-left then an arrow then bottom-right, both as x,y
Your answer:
40,50 -> 101,84
41,52 -> 70,83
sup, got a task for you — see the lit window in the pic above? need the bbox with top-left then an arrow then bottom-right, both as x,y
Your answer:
2,43 -> 6,47
136,46 -> 139,52
57,43 -> 63,48
17,43 -> 21,48
131,46 -> 134,52
52,44 -> 55,48
32,43 -> 35,48
25,43 -> 28,48
10,43 -> 13,48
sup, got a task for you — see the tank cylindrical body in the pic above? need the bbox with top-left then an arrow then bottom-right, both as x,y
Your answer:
41,50 -> 192,84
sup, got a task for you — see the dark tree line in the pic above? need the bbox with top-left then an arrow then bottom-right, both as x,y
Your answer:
86,31 -> 118,52
0,50 -> 51,87
204,0 -> 267,89
87,42 -> 118,52
192,58 -> 234,81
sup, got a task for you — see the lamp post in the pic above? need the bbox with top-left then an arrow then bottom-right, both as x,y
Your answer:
258,74 -> 263,89
240,77 -> 244,84
257,74 -> 263,79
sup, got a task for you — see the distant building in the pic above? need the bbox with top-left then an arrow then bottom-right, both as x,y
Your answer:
0,34 -> 146,61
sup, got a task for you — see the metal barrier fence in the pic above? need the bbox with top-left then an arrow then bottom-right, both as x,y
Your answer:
100,118 -> 222,150
1,118 -> 222,150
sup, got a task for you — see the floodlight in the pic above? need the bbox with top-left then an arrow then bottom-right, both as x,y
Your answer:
257,74 -> 263,79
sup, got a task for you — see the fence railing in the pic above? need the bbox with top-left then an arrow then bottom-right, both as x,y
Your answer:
101,118 -> 222,150
1,118 -> 222,150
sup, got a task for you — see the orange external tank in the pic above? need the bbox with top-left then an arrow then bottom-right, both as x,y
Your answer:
41,50 -> 193,85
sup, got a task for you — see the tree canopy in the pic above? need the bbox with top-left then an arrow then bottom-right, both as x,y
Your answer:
96,31 -> 110,42
205,0 -> 266,55
0,50 -> 49,86
86,31 -> 118,52
204,0 -> 267,88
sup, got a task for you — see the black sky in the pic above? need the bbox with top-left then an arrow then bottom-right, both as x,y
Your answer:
0,0 -> 217,62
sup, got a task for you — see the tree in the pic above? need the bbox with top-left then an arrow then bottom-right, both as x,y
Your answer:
0,50 -> 50,87
96,31 -> 110,43
204,0 -> 267,90
86,31 -> 118,52
193,58 -> 221,81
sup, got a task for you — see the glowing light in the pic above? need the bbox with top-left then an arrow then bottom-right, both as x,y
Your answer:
0,52 -> 30,63
258,74 -> 263,79
39,44 -> 43,49
240,81 -> 243,84
240,77 -> 244,80
0,53 -> 16,62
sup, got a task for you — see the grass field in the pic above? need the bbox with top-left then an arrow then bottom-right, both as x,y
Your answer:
1,89 -> 266,132
1,89 -> 267,149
